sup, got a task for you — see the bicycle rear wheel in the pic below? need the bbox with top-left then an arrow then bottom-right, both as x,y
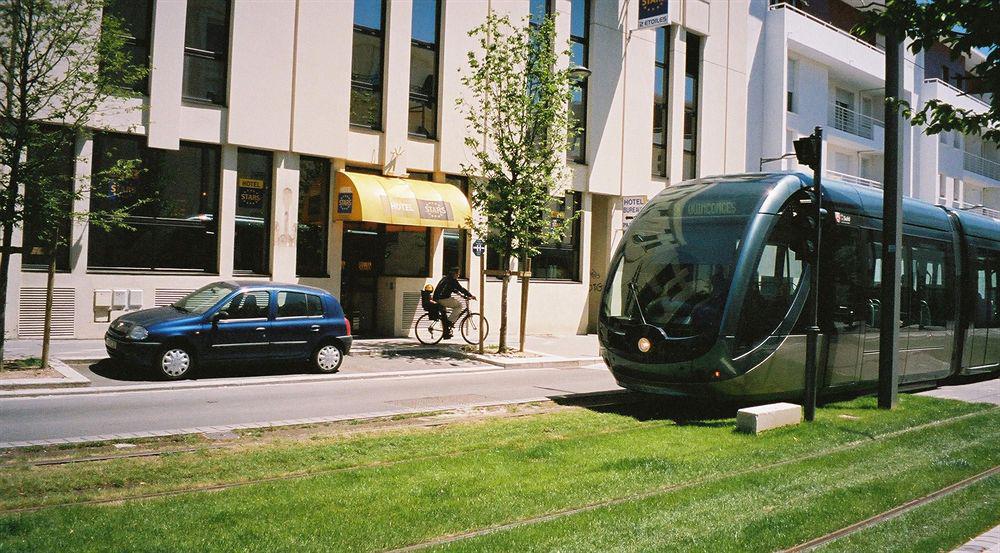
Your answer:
460,313 -> 490,345
414,313 -> 445,345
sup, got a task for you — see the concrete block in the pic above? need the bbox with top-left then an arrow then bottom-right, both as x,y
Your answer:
736,402 -> 802,434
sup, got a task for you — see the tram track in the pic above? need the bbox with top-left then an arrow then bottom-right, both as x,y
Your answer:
780,465 -> 1000,552
386,406 -> 999,552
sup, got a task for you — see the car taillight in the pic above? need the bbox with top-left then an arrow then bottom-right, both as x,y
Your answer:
345,317 -> 351,336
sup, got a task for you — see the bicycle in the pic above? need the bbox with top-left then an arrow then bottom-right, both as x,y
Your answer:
414,297 -> 490,345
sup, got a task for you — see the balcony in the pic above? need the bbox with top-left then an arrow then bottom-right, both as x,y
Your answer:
827,170 -> 882,189
828,102 -> 883,141
964,151 -> 1000,182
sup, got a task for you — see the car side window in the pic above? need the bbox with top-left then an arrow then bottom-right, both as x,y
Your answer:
219,291 -> 270,320
307,294 -> 324,317
276,291 -> 310,318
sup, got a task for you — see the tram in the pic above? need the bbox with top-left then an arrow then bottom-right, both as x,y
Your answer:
598,172 -> 1000,401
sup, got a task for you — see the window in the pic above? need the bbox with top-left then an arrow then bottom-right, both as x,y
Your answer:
409,0 -> 440,139
954,179 -> 961,202
88,133 -> 220,272
533,192 -> 582,281
183,0 -> 229,105
174,283 -> 235,314
219,291 -> 270,320
568,0 -> 589,162
351,0 -> 385,128
736,207 -> 806,351
383,226 -> 430,277
101,0 -> 153,94
904,238 -> 953,330
939,174 -> 947,203
442,175 -> 469,278
954,131 -> 962,149
786,58 -> 797,113
529,0 -> 552,26
652,26 -> 669,176
297,157 -> 330,277
22,126 -> 75,272
682,33 -> 701,181
235,149 -> 272,275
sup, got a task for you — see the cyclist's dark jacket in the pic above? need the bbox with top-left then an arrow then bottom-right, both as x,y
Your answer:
433,275 -> 471,301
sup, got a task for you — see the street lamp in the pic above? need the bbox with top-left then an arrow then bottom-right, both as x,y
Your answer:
759,153 -> 799,171
793,126 -> 824,422
569,64 -> 592,81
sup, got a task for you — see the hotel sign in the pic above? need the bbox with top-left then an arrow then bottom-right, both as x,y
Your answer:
637,0 -> 669,30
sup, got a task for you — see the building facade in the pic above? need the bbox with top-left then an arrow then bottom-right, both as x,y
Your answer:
6,0 -> 996,340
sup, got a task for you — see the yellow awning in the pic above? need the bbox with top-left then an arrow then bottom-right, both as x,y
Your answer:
333,171 -> 471,229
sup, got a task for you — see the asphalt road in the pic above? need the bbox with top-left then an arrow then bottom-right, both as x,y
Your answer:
0,364 -> 620,446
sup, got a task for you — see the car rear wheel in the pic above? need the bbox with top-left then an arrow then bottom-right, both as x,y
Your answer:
313,342 -> 344,373
159,347 -> 194,380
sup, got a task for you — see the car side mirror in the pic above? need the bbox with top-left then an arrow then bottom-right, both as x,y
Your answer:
212,311 -> 228,323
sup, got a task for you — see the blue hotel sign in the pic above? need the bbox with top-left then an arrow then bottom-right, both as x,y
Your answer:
638,0 -> 669,30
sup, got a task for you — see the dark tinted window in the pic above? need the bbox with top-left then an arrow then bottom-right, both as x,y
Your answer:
568,0 -> 588,162
22,126 -> 75,271
683,33 -> 701,180
234,149 -> 272,275
88,133 -> 220,271
383,226 -> 430,277
533,192 -> 582,281
442,175 -> 469,278
352,0 -> 385,128
277,291 -> 309,317
297,157 -> 330,277
652,26 -> 669,176
307,294 -> 325,316
409,0 -> 439,138
101,0 -> 152,93
183,0 -> 230,105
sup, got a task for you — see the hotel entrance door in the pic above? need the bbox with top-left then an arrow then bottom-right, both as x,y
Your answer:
341,222 -> 381,336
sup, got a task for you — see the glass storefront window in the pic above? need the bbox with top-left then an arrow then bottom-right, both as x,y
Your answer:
297,156 -> 330,277
88,133 -> 220,272
234,149 -> 272,275
532,192 -> 582,281
383,225 -> 430,277
443,175 -> 469,277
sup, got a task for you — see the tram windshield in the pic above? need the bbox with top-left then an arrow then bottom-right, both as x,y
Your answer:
603,215 -> 748,336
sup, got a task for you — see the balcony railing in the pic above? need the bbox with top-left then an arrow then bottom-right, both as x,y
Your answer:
923,78 -> 989,109
827,170 -> 882,189
829,102 -> 883,140
768,2 -> 883,54
964,151 -> 1000,182
957,202 -> 1000,219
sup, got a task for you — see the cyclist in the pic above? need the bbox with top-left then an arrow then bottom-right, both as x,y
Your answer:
434,267 -> 476,339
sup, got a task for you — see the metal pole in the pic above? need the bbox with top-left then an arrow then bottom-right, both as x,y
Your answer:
803,126 -> 823,422
879,29 -> 904,409
478,257 -> 485,355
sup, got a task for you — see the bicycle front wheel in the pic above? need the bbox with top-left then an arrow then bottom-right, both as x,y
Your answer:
414,313 -> 445,345
460,313 -> 490,345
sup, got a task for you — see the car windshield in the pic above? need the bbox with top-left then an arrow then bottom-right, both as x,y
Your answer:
602,214 -> 748,336
173,283 -> 236,314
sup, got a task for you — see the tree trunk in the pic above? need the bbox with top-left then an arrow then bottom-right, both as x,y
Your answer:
518,257 -> 530,352
498,254 -> 511,353
0,155 -> 23,370
40,249 -> 56,369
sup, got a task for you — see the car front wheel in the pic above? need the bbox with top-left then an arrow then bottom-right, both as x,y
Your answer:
313,343 -> 344,373
159,346 -> 194,380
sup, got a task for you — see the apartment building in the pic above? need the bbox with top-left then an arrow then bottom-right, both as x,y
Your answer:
8,0 -> 995,341
748,0 -> 998,215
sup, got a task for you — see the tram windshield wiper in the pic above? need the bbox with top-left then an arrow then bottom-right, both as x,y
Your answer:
628,281 -> 648,325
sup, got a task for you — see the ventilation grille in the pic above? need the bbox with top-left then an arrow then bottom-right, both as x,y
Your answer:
155,289 -> 195,307
401,292 -> 421,332
18,288 -> 76,338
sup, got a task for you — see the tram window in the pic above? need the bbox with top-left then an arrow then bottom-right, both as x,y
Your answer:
906,238 -> 953,330
819,225 -> 864,332
737,212 -> 805,351
972,251 -> 1000,328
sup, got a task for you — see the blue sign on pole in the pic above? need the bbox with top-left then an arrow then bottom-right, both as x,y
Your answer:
472,239 -> 486,257
637,0 -> 669,30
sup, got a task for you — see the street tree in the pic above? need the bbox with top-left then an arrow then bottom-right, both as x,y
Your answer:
857,0 -> 1000,141
1,0 -> 146,368
457,11 -> 579,352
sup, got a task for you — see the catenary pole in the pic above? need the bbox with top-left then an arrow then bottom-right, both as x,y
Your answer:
803,126 -> 823,422
879,28 -> 904,409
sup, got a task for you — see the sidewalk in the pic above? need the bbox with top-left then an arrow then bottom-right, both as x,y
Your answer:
953,524 -> 999,553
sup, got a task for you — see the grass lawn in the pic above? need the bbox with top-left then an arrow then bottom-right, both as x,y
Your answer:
0,395 -> 997,552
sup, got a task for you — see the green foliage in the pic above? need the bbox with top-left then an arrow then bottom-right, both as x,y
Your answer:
457,12 -> 580,267
857,0 -> 1000,142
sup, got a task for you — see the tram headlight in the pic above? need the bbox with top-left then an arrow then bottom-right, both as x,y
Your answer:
637,337 -> 651,353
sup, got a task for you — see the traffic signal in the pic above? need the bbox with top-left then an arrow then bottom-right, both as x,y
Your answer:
793,134 -> 821,171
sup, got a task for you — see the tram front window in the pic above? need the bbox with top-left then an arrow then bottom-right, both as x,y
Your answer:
603,216 -> 747,336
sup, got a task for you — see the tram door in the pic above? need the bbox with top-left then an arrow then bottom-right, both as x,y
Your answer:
821,224 -> 865,386
860,231 -> 904,381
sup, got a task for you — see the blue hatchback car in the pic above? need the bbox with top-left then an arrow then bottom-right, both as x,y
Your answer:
104,281 -> 353,380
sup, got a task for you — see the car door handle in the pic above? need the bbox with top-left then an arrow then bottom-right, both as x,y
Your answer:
255,327 -> 266,331
310,325 -> 321,332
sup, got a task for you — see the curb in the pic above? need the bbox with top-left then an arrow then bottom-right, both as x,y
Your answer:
0,358 -> 91,390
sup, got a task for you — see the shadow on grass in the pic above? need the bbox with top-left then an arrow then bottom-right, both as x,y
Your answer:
552,392 -> 741,425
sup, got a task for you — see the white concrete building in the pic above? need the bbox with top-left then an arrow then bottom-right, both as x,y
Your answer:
6,0 -> 995,341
